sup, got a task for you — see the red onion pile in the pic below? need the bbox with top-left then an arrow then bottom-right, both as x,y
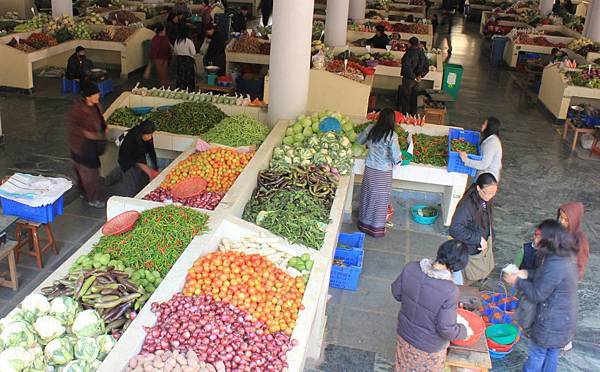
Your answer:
142,294 -> 296,371
143,188 -> 224,210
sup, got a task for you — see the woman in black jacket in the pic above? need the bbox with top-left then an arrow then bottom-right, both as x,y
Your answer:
504,220 -> 578,372
203,24 -> 227,75
449,172 -> 498,285
118,120 -> 159,197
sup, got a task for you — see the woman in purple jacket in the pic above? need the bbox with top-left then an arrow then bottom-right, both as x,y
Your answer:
392,239 -> 470,371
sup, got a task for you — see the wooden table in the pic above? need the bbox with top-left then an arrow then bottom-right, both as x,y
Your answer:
445,286 -> 492,372
562,119 -> 595,152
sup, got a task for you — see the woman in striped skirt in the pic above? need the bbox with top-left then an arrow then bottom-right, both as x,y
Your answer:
357,108 -> 402,237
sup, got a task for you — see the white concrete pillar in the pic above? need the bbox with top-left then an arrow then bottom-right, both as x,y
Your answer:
325,0 -> 350,47
539,0 -> 553,16
52,0 -> 73,17
267,0 -> 314,123
349,0 -> 366,21
584,0 -> 600,42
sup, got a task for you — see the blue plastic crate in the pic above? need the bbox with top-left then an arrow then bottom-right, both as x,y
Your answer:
447,128 -> 482,176
329,247 -> 363,291
337,232 -> 365,251
0,196 -> 64,223
96,79 -> 113,98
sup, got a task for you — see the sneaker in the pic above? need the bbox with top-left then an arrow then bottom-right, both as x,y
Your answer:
88,200 -> 106,209
563,341 -> 573,352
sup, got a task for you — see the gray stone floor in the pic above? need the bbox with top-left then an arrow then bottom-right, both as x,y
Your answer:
0,13 -> 598,372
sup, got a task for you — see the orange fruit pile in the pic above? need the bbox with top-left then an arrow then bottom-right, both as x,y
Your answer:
184,251 -> 306,335
161,148 -> 254,192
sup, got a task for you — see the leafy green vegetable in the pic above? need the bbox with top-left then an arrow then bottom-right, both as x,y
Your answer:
243,189 -> 330,250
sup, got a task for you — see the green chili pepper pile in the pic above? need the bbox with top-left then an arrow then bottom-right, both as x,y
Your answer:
92,206 -> 208,276
201,114 -> 270,147
147,102 -> 227,135
450,139 -> 478,155
243,189 -> 330,250
254,165 -> 339,208
107,107 -> 141,127
107,102 -> 227,135
397,129 -> 448,167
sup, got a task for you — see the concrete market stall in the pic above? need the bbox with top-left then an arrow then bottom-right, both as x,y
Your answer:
502,34 -> 574,68
336,45 -> 444,90
0,26 -> 154,90
100,91 -> 269,177
347,23 -> 434,48
346,123 -> 469,226
538,63 -> 600,120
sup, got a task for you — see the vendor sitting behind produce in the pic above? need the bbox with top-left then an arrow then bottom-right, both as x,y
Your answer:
367,25 -> 390,49
118,120 -> 159,197
392,239 -> 470,371
66,46 -> 93,81
550,47 -> 566,63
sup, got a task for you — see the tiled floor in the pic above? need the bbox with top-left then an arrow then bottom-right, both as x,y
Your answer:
0,11 -> 599,372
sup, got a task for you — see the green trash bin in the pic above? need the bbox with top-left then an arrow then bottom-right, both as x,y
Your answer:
443,63 -> 463,100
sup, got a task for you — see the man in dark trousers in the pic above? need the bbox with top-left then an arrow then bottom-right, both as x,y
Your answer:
398,37 -> 429,115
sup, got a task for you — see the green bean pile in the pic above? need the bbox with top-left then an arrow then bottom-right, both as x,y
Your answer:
202,114 -> 270,147
243,189 -> 330,250
92,206 -> 208,276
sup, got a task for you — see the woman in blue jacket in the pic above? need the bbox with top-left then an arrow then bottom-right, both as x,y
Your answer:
504,219 -> 578,372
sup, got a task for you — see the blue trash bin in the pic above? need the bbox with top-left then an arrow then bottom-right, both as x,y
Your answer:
490,36 -> 508,66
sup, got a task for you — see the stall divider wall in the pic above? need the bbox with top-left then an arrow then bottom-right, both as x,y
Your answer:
538,63 -> 600,119
0,27 -> 155,90
502,35 -> 575,68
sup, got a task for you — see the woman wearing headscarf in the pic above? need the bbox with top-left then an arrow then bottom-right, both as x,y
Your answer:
118,120 -> 159,197
459,117 -> 503,181
356,108 -> 403,237
449,172 -> 498,285
504,219 -> 578,372
392,239 -> 470,371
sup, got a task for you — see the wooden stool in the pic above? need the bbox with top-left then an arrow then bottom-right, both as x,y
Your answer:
562,119 -> 595,152
424,107 -> 447,125
14,220 -> 58,270
0,241 -> 18,290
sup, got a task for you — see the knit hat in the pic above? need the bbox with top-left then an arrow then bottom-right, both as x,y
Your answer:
81,83 -> 100,98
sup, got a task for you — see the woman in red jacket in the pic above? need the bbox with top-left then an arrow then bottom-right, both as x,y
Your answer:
149,24 -> 172,88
